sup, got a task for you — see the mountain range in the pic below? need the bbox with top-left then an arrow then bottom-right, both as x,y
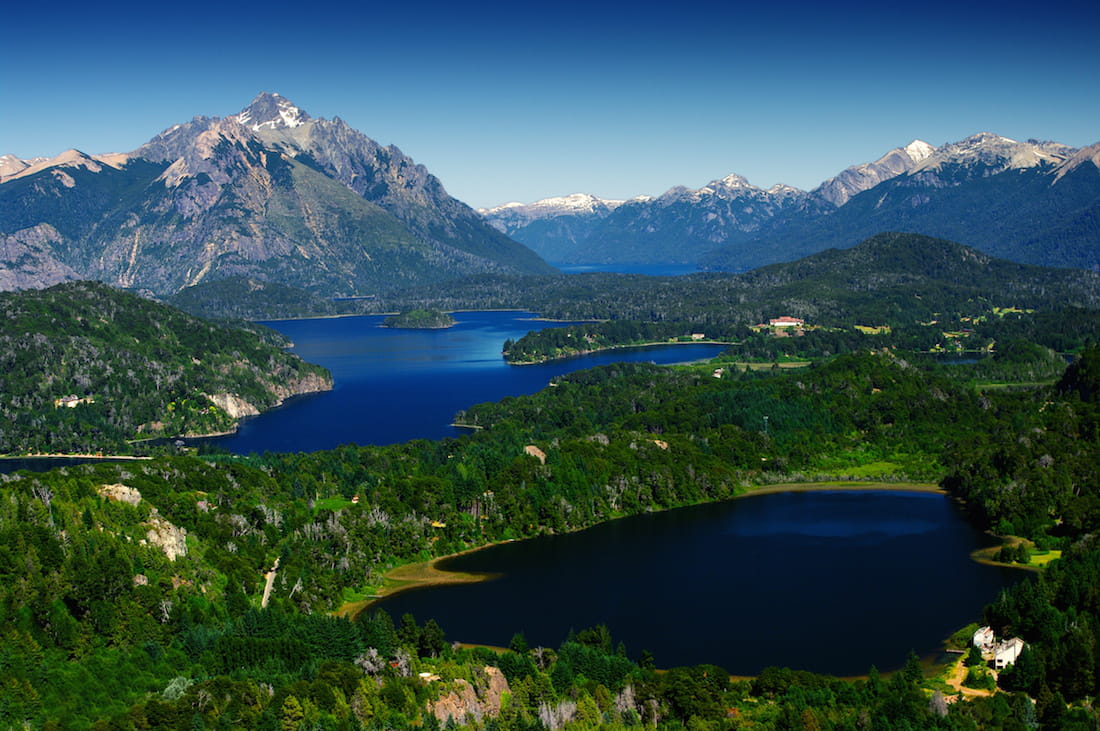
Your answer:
481,134 -> 1100,272
0,93 -> 553,295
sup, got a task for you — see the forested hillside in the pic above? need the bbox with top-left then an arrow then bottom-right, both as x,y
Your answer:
169,233 -> 1100,325
2,343 -> 1098,727
0,282 -> 332,454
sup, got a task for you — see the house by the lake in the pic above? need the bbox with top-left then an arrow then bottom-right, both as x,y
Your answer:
994,637 -> 1026,669
973,626 -> 996,652
973,625 -> 1026,668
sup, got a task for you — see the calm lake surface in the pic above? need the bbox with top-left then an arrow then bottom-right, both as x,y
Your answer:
371,489 -> 1021,676
211,311 -> 727,454
553,263 -> 703,276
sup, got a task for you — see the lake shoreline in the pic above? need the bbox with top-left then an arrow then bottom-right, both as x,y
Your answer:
507,338 -> 737,365
0,453 -> 153,461
341,480 -> 945,619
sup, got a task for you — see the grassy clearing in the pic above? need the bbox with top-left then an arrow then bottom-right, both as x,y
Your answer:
976,380 -> 1057,391
1028,549 -> 1062,567
724,360 -> 812,371
314,496 -> 353,512
740,481 -> 944,498
828,461 -> 906,478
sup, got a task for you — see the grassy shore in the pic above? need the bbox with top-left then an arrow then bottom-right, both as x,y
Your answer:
338,544 -> 507,619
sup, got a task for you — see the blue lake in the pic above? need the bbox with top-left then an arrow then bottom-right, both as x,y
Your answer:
210,311 -> 726,454
371,489 -> 1021,676
552,263 -> 703,276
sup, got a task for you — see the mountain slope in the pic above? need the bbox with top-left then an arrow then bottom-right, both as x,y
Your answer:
482,134 -> 1098,272
478,194 -> 628,263
0,93 -> 553,295
812,140 -> 935,206
704,135 -> 1099,272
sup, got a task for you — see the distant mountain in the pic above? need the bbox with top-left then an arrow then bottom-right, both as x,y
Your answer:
489,175 -> 825,265
484,134 -> 1099,272
0,92 -> 553,295
703,134 -> 1099,272
478,193 -> 628,264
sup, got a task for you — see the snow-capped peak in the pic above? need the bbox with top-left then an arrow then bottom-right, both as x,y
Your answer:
237,91 -> 310,132
903,140 -> 935,162
716,173 -> 752,189
480,193 -> 625,218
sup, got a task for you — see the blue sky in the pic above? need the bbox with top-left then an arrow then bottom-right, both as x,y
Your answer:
3,0 -> 1098,209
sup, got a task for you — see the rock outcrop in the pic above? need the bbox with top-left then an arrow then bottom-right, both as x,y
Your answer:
431,666 -> 510,724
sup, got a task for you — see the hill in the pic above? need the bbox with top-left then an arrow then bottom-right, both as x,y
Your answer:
368,233 -> 1100,327
0,281 -> 331,454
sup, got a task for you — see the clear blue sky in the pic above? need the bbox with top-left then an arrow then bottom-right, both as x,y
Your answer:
3,0 -> 1098,209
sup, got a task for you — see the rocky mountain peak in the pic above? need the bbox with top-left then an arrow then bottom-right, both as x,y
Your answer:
715,173 -> 753,190
913,133 -> 1074,174
236,92 -> 311,132
903,140 -> 936,162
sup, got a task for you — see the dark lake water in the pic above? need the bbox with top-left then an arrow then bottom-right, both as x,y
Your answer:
370,489 -> 1021,676
210,311 -> 727,454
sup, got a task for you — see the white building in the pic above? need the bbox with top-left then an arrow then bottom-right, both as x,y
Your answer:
994,637 -> 1026,669
973,626 -> 996,652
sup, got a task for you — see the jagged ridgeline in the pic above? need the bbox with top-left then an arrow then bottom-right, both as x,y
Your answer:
0,281 -> 331,454
0,92 -> 554,296
480,135 -> 1100,272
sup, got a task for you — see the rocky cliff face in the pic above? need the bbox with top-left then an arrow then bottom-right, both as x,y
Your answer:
431,666 -> 510,724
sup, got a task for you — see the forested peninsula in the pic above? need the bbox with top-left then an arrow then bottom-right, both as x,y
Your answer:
0,282 -> 332,455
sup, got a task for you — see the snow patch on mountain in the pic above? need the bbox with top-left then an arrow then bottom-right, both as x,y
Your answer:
236,92 -> 310,132
479,193 -> 626,231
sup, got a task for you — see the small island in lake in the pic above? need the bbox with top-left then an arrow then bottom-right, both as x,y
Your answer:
382,308 -> 456,329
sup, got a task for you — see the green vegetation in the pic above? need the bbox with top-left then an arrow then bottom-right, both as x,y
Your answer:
382,309 -> 455,329
0,282 -> 331,455
2,342 -> 1098,726
166,233 -> 1100,326
3,245 -> 1100,726
169,277 -> 347,321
